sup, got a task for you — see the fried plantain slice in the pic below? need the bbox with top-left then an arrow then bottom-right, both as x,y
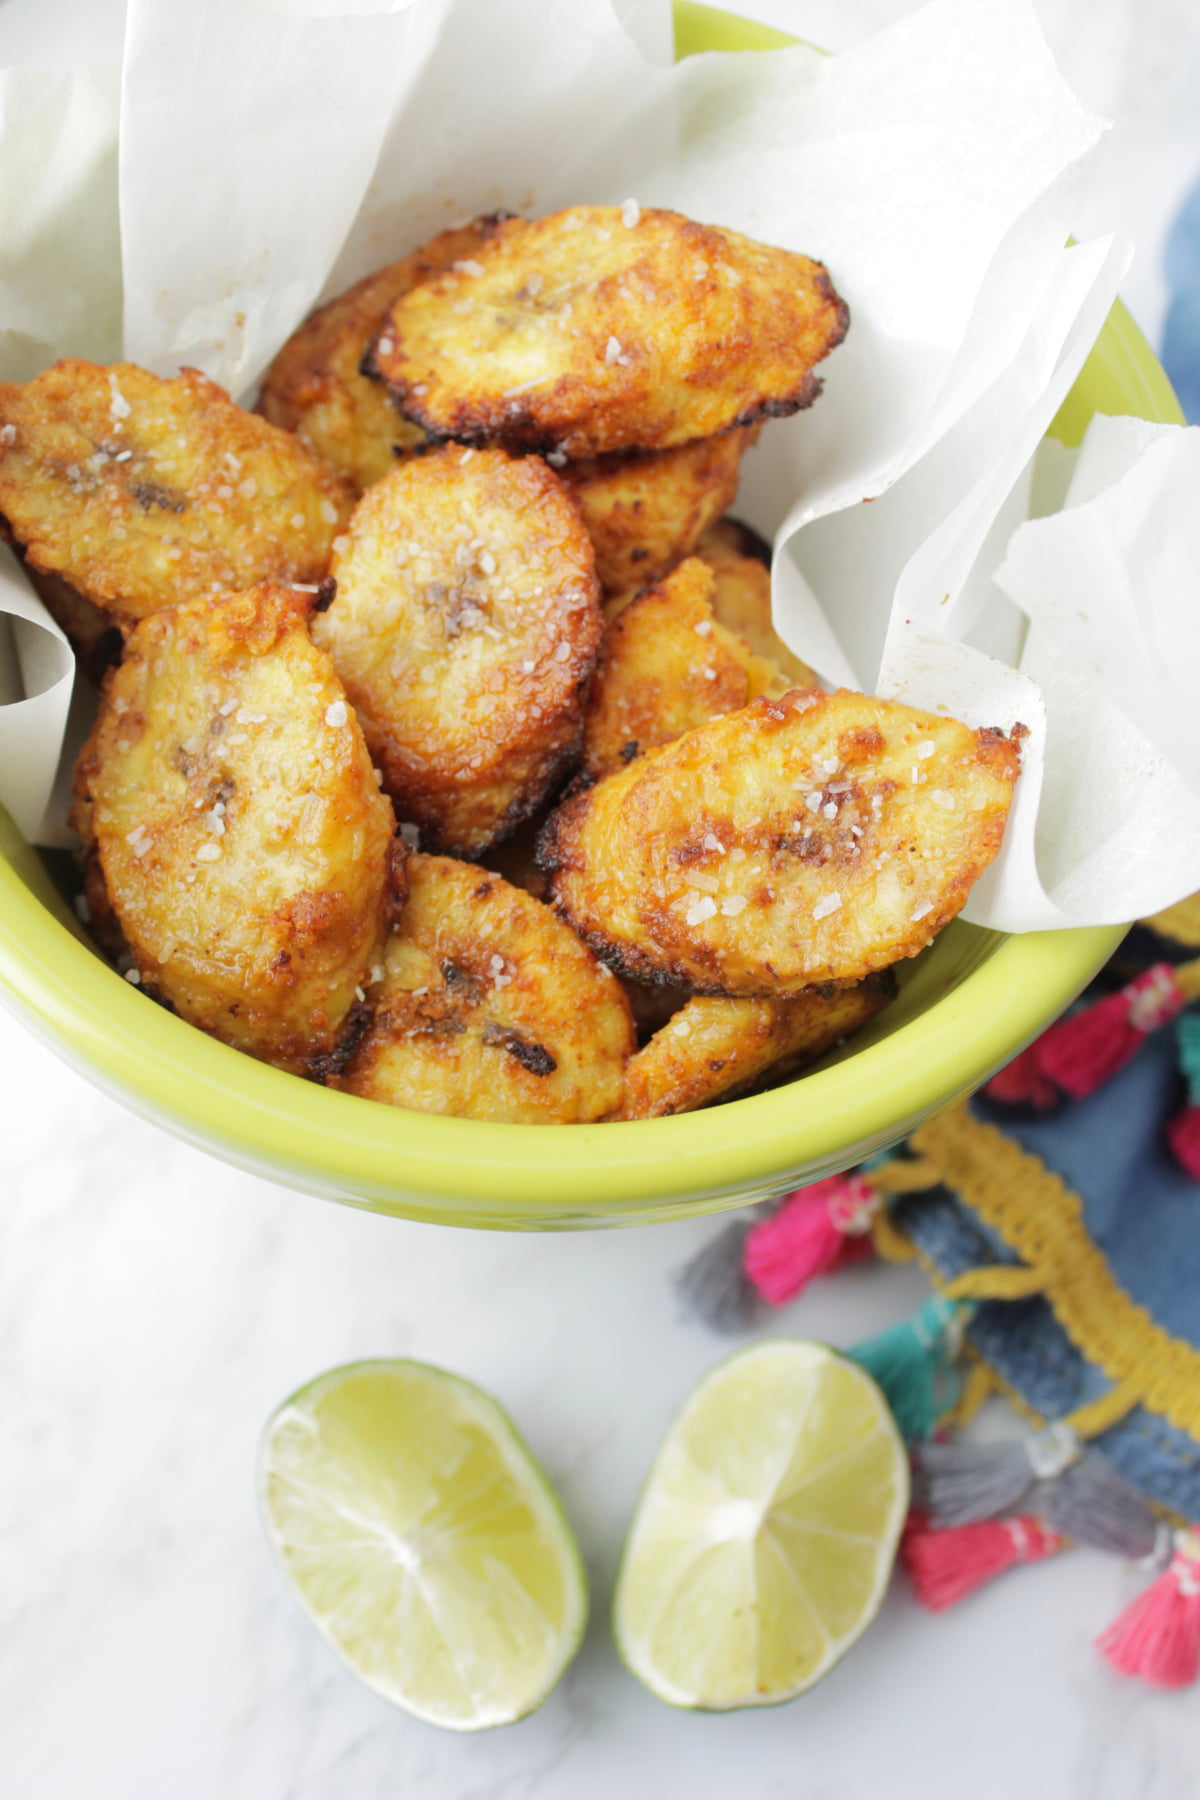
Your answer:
540,687 -> 1022,995
617,971 -> 896,1119
313,443 -> 601,856
693,516 -> 816,688
560,426 -> 757,594
340,854 -> 634,1123
0,361 -> 352,628
582,556 -> 785,778
369,206 -> 849,457
73,583 -> 404,1079
258,216 -> 511,494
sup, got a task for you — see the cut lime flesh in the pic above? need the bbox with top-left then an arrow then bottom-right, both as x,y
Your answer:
613,1339 -> 908,1709
259,1359 -> 587,1731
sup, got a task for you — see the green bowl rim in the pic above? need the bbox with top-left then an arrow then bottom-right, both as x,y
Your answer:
0,1 -> 1181,1226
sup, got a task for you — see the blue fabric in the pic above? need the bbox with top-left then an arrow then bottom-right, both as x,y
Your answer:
1163,171 -> 1200,423
893,1001 -> 1200,1520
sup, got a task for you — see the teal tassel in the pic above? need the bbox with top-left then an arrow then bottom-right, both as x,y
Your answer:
848,1296 -> 973,1442
1176,1012 -> 1200,1100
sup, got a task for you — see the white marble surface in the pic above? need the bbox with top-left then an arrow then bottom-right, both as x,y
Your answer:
3,2 -> 1200,1796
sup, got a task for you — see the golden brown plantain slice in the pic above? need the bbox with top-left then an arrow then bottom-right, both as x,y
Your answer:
583,556 -> 785,778
257,216 -> 511,494
73,583 -> 404,1079
0,361 -> 352,628
693,516 -> 816,688
617,971 -> 896,1119
540,687 -> 1022,995
560,427 -> 757,594
340,854 -> 634,1123
313,443 -> 601,856
370,206 -> 849,458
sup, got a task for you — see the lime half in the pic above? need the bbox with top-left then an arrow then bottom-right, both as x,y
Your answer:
613,1340 -> 908,1709
259,1360 -> 588,1731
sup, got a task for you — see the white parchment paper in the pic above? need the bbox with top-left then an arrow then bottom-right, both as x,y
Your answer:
0,0 -> 1197,927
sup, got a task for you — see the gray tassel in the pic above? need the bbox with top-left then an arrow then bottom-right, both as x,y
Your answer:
1037,1453 -> 1163,1559
674,1212 -> 765,1334
915,1422 -> 1080,1527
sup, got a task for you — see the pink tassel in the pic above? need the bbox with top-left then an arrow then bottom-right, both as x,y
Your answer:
902,1515 -> 1064,1612
1097,1530 -> 1200,1689
1038,964 -> 1185,1100
743,1173 -> 877,1307
1166,1105 -> 1200,1179
984,1042 -> 1058,1109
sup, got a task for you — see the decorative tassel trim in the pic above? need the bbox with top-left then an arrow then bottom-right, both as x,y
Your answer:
849,1297 -> 972,1444
903,1514 -> 1064,1612
1038,963 -> 1187,1098
905,1106 -> 1200,1442
914,1422 -> 1080,1527
984,1042 -> 1058,1109
986,961 -> 1200,1111
1097,1530 -> 1200,1688
673,1213 -> 763,1334
1042,1452 -> 1162,1559
1166,1012 -> 1200,1178
743,1172 -> 879,1307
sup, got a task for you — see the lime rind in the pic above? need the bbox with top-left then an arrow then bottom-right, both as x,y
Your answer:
259,1358 -> 588,1731
612,1339 -> 909,1710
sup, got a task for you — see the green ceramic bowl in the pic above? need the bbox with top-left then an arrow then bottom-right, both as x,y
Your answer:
0,4 -> 1182,1228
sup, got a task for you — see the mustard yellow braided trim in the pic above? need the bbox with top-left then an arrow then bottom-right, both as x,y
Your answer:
1145,893 -> 1200,948
904,1105 -> 1200,1442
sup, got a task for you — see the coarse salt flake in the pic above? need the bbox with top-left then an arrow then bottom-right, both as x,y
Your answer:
109,375 -> 131,420
324,700 -> 348,728
196,843 -> 221,862
685,895 -> 718,926
812,892 -> 842,921
501,376 -> 549,397
721,895 -> 747,916
917,741 -> 936,759
332,534 -> 350,554
910,899 -> 934,921
319,499 -> 339,524
454,259 -> 485,276
683,871 -> 720,894
604,336 -> 622,365
377,336 -> 394,356
823,801 -> 838,820
124,968 -> 141,985
932,789 -> 956,809
702,832 -> 724,853
621,198 -> 641,228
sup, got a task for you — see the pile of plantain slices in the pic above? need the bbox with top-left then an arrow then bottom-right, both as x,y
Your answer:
2,205 -> 1021,1123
